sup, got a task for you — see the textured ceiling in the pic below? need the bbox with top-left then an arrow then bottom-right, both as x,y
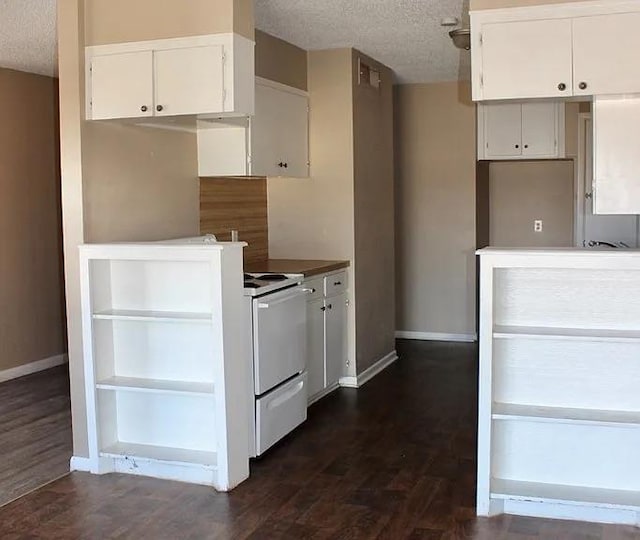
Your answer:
0,0 -> 57,77
255,0 -> 471,84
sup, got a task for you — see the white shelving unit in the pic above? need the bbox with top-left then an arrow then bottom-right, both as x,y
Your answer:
477,248 -> 640,526
79,240 -> 250,491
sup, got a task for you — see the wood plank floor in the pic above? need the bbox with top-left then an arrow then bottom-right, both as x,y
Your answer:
0,365 -> 72,508
1,341 -> 639,539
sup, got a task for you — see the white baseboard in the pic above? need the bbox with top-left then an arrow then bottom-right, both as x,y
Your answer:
308,381 -> 340,406
70,456 -> 92,473
339,351 -> 398,389
0,353 -> 68,383
395,331 -> 477,343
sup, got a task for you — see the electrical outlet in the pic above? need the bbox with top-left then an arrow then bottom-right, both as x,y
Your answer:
534,220 -> 543,233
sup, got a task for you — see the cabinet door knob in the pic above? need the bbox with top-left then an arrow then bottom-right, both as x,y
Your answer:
140,105 -> 148,112
327,304 -> 333,310
156,105 -> 164,112
334,281 -> 342,286
321,306 -> 326,312
515,144 -> 520,149
558,83 -> 567,91
579,81 -> 588,90
278,162 -> 284,168
524,144 -> 529,149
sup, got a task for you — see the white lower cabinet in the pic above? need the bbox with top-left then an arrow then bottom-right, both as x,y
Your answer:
305,271 -> 348,405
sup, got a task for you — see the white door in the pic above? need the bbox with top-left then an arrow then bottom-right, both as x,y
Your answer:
325,294 -> 346,388
481,19 -> 573,100
484,103 -> 522,158
252,287 -> 308,395
90,51 -> 153,120
278,91 -> 309,178
154,46 -> 224,117
306,298 -> 326,399
252,83 -> 282,177
573,13 -> 640,97
521,103 -> 557,158
581,117 -> 638,247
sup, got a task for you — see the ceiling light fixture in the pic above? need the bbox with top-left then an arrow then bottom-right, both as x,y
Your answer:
449,28 -> 471,51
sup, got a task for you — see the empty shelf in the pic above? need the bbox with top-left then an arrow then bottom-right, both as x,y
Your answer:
100,442 -> 217,468
96,376 -> 215,397
493,325 -> 640,343
92,309 -> 212,323
491,478 -> 640,510
492,403 -> 640,428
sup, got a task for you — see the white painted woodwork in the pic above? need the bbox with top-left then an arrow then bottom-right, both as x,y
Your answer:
478,102 -> 563,160
573,12 -> 640,97
471,1 -> 640,102
477,247 -> 640,525
304,271 -> 349,405
154,45 -> 224,117
90,51 -> 153,120
86,33 -> 255,122
79,241 -> 250,491
479,19 -> 572,100
593,96 -> 640,215
197,78 -> 310,178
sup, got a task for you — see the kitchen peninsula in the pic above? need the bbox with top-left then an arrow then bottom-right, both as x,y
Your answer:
477,248 -> 640,526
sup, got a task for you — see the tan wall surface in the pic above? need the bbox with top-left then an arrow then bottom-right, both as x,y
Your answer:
85,0 -> 253,45
395,82 -> 477,337
255,30 -> 308,91
268,48 -> 357,374
471,0 -> 584,9
0,69 -> 65,372
489,160 -> 574,247
352,51 -> 396,372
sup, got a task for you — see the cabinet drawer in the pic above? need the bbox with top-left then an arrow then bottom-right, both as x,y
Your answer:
325,272 -> 347,297
303,278 -> 324,302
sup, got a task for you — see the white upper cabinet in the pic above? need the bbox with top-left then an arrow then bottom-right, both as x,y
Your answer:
86,34 -> 254,121
198,78 -> 310,178
573,12 -> 640,97
154,46 -> 224,117
480,19 -> 572,101
90,51 -> 154,120
472,2 -> 640,101
478,102 -> 564,160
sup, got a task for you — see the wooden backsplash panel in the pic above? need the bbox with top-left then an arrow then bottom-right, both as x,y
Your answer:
200,177 -> 269,263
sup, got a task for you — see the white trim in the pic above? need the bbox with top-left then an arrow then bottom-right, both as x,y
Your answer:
308,382 -> 340,406
470,0 -> 640,21
395,331 -> 477,343
339,351 -> 398,389
575,112 -> 592,247
69,456 -> 92,473
256,76 -> 308,98
0,354 -> 68,383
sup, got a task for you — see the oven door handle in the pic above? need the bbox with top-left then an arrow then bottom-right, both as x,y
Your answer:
257,288 -> 307,309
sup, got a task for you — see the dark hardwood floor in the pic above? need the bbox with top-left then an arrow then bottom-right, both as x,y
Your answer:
1,341 -> 638,539
0,365 -> 73,508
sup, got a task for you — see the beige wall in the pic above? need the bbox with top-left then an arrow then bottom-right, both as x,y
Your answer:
59,0 -> 247,458
85,0 -> 253,45
255,30 -> 308,91
352,51 -> 395,372
0,69 -> 65,372
395,82 -> 477,337
471,0 -> 584,9
489,160 -> 574,247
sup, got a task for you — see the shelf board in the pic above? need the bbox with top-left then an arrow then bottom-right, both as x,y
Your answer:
491,478 -> 640,510
492,402 -> 640,428
96,376 -> 215,397
100,442 -> 217,468
493,325 -> 640,343
92,309 -> 212,324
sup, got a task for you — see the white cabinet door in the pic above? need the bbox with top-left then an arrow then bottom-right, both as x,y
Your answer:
483,103 -> 522,159
90,51 -> 154,120
251,81 -> 309,178
573,13 -> 640,97
251,83 -> 283,178
325,294 -> 346,388
154,45 -> 224,117
306,298 -> 326,400
521,103 -> 558,158
481,19 -> 573,100
593,96 -> 640,215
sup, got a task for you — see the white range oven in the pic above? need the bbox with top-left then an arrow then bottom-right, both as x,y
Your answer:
244,272 -> 309,457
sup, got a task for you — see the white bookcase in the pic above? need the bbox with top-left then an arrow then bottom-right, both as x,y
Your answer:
477,248 -> 640,526
79,240 -> 250,491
